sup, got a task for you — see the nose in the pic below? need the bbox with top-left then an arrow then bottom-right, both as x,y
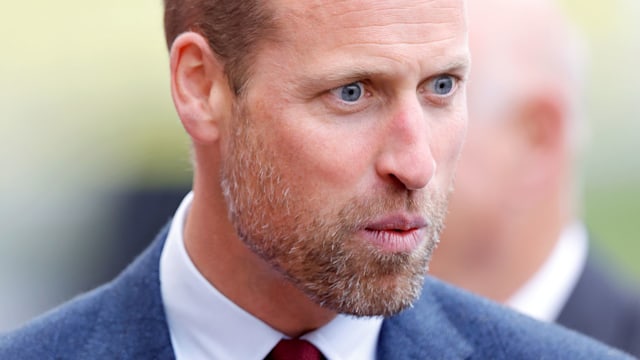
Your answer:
375,98 -> 436,190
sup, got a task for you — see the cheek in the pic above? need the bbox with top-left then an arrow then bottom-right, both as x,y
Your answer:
278,129 -> 372,192
431,110 -> 468,182
258,108 -> 375,201
275,99 -> 389,185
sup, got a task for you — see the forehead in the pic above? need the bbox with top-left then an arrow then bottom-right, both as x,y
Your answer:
263,0 -> 469,77
275,0 -> 465,26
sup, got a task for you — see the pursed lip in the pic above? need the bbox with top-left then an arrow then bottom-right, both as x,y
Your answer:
360,214 -> 428,253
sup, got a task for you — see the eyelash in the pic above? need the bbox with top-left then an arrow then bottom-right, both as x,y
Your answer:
420,75 -> 461,106
326,81 -> 374,113
325,74 -> 463,113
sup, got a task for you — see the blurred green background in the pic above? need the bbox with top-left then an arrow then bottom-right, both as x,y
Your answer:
559,0 -> 640,283
0,0 -> 638,331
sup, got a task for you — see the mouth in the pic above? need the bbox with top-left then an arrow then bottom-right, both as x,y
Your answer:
360,214 -> 428,253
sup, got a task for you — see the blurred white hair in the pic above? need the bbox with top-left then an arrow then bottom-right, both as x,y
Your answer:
467,0 -> 590,152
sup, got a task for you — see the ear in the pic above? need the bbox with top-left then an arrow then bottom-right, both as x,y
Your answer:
513,94 -> 567,193
518,96 -> 565,153
170,32 -> 234,144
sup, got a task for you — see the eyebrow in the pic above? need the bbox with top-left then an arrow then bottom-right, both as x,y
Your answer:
424,53 -> 472,80
297,54 -> 471,92
439,56 -> 472,78
299,66 -> 379,90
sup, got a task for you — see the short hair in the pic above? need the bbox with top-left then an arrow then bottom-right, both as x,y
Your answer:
163,0 -> 277,93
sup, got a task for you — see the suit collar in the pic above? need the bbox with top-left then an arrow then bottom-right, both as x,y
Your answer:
506,222 -> 588,322
86,225 -> 175,359
86,225 -> 473,360
377,277 -> 473,359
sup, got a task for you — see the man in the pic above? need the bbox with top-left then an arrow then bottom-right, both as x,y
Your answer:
429,0 -> 640,357
0,0 -> 631,359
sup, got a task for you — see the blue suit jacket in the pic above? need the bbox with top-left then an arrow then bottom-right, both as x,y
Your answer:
0,226 -> 632,359
557,255 -> 640,357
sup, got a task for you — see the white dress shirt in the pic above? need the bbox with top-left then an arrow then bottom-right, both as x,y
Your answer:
506,222 -> 588,322
160,192 -> 383,360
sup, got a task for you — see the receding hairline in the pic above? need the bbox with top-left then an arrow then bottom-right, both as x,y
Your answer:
163,0 -> 281,93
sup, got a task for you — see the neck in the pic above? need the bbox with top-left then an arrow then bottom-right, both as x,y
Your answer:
183,172 -> 337,337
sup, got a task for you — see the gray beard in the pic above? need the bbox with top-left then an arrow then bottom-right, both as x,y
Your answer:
219,111 -> 449,317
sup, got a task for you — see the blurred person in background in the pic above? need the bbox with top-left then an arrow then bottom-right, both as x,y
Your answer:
1,0 -> 630,358
429,0 -> 640,356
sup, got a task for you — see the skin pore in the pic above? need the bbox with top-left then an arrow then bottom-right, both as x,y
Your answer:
172,0 -> 469,337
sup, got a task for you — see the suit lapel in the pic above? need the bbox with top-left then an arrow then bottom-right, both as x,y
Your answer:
377,277 -> 473,359
75,226 -> 473,359
81,225 -> 175,359
556,253 -> 640,354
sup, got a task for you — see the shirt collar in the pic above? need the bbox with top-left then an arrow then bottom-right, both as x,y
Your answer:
160,191 -> 382,360
506,221 -> 588,322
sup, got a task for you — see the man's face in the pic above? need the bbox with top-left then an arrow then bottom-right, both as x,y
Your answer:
220,0 -> 469,317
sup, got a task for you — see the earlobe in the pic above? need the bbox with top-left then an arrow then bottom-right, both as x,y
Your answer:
515,95 -> 567,194
520,97 -> 565,152
170,32 -> 233,144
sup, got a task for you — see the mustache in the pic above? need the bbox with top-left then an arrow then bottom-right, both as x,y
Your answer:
331,187 -> 449,232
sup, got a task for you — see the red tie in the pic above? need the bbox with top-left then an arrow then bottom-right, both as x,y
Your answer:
268,339 -> 324,360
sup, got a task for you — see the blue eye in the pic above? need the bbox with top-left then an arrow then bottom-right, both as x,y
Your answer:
333,82 -> 364,102
431,76 -> 456,95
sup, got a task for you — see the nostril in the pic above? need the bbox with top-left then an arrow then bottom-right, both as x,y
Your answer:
375,146 -> 436,191
388,173 -> 410,189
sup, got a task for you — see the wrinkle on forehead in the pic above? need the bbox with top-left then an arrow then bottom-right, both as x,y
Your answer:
306,0 -> 462,22
250,0 -> 469,94
274,0 -> 466,44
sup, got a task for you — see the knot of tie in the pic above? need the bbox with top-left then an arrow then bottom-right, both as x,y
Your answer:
267,338 -> 324,360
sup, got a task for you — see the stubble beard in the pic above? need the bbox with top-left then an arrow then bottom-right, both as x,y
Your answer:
220,110 -> 451,317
